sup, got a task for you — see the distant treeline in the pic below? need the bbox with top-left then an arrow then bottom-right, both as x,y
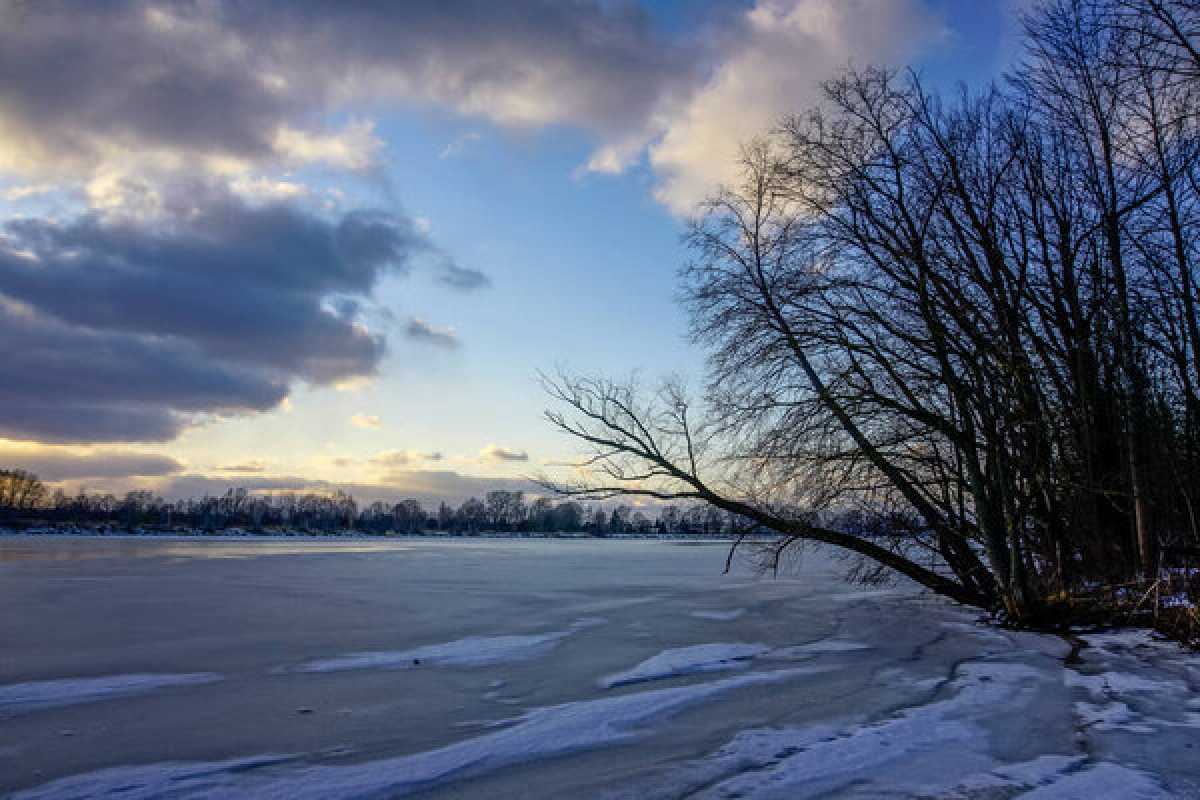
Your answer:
0,468 -> 742,536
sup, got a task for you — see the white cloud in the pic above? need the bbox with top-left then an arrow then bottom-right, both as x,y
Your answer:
272,121 -> 382,171
350,413 -> 383,429
647,0 -> 943,214
439,132 -> 482,160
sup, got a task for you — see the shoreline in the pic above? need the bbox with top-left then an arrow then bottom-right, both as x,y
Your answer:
0,527 -> 739,543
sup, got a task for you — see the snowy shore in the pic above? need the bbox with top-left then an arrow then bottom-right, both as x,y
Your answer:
2,537 -> 1196,798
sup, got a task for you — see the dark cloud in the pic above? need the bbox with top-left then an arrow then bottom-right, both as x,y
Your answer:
0,191 -> 420,382
0,187 -> 458,443
0,299 -> 287,442
369,450 -> 443,467
437,262 -> 491,291
406,318 -> 460,349
0,1 -> 696,176
0,448 -> 184,482
480,445 -> 530,462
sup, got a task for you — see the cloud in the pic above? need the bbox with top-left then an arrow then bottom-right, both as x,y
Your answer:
0,2 -> 943,217
0,185 -> 469,442
436,261 -> 492,291
480,444 -> 530,463
370,450 -> 444,467
272,121 -> 382,171
219,460 -> 268,473
0,296 -> 287,443
439,131 -> 482,160
406,318 -> 460,349
648,0 -> 943,213
0,445 -> 184,482
0,1 -> 693,184
350,413 -> 382,429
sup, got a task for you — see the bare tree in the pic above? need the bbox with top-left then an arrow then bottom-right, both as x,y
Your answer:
0,469 -> 46,510
542,0 -> 1200,624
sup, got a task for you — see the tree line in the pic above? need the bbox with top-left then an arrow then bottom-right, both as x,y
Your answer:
0,470 -> 738,536
543,0 -> 1200,625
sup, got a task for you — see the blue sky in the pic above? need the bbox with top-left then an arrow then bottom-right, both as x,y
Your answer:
0,0 -> 1027,504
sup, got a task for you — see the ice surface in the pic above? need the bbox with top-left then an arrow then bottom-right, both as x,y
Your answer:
3,537 -> 1198,799
293,617 -> 606,673
599,643 -> 770,688
14,668 -> 820,799
0,673 -> 222,715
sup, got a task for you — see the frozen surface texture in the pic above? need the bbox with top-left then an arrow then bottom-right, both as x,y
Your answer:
599,643 -> 770,687
293,618 -> 606,673
1,536 -> 1197,798
0,673 -> 222,715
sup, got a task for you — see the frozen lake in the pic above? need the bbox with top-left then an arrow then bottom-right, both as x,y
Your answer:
1,536 -> 1197,798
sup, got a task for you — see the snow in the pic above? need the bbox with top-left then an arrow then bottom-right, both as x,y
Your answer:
690,609 -> 746,621
1016,761 -> 1172,799
599,643 -> 770,688
644,661 -> 1055,798
293,618 -> 606,673
1160,592 -> 1195,609
621,657 -> 1177,799
762,639 -> 871,660
0,673 -> 222,716
13,668 -> 819,800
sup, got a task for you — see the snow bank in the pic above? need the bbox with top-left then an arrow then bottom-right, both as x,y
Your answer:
599,643 -> 770,688
293,618 -> 606,673
15,668 -> 822,799
690,609 -> 745,621
762,639 -> 871,661
0,673 -> 222,715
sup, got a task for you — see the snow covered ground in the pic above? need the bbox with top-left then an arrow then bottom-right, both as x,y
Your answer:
1,536 -> 1197,798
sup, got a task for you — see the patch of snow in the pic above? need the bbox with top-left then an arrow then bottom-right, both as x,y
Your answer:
1064,628 -> 1200,735
599,643 -> 770,688
1064,668 -> 1188,694
626,660 -> 1075,799
0,673 -> 222,715
294,618 -> 605,673
571,596 -> 661,613
690,609 -> 746,621
15,668 -> 822,800
1016,761 -> 1172,799
1074,700 -> 1156,733
762,639 -> 871,661
1160,592 -> 1194,609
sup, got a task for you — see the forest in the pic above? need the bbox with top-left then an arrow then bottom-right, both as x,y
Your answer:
0,468 -> 732,537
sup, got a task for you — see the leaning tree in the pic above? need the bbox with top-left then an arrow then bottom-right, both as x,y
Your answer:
543,0 -> 1200,624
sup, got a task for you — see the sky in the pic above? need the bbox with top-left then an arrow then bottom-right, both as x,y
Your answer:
0,0 -> 1028,506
